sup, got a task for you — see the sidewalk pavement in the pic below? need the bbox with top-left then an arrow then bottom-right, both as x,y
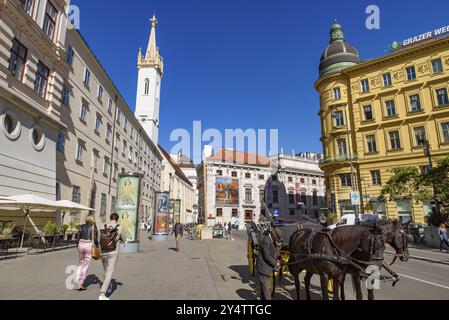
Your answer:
0,234 -> 225,300
386,244 -> 449,266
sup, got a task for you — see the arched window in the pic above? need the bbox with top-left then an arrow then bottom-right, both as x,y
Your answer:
144,78 -> 150,95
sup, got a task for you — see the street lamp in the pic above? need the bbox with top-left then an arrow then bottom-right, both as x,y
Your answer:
332,109 -> 360,224
419,139 -> 441,220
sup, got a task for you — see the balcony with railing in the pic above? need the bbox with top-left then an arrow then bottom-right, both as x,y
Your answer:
319,153 -> 359,166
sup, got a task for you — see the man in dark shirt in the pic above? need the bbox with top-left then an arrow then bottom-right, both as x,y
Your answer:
256,228 -> 280,300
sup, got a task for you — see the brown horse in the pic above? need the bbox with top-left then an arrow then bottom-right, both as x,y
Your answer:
284,224 -> 386,300
340,219 -> 410,300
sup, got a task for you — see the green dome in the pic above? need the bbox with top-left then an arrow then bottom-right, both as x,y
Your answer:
319,20 -> 360,78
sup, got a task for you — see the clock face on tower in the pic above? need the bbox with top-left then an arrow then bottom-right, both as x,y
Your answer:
332,30 -> 343,41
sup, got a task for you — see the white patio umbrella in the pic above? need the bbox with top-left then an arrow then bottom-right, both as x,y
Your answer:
55,200 -> 94,212
0,194 -> 62,248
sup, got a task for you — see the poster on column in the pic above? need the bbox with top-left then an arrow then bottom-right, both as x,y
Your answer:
155,192 -> 169,235
117,174 -> 142,242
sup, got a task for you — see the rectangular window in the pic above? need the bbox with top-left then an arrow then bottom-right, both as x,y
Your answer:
76,141 -> 85,161
113,163 -> 118,180
34,62 -> 49,98
414,127 -> 426,146
409,94 -> 422,112
363,105 -> 373,121
83,68 -> 91,86
103,157 -> 110,174
216,208 -> 223,217
301,192 -> 307,205
231,171 -> 237,177
216,170 -> 223,176
122,141 -> 127,155
66,46 -> 74,65
43,1 -> 57,40
312,179 -> 317,185
385,100 -> 396,116
340,174 -> 352,187
382,73 -> 392,86
8,39 -> 27,81
361,79 -> 369,92
333,87 -> 341,100
337,138 -> 347,157
61,85 -> 70,106
288,193 -> 295,204
232,209 -> 238,218
72,186 -> 81,204
94,114 -> 101,133
432,58 -> 443,74
366,134 -> 377,153
98,85 -> 103,101
105,124 -> 112,142
245,173 -> 251,179
108,98 -> 113,113
436,88 -> 449,106
245,188 -> 252,202
258,174 -> 264,180
20,0 -> 33,15
406,66 -> 416,80
56,132 -> 65,153
100,193 -> 107,216
371,170 -> 382,185
389,131 -> 401,150
442,122 -> 449,143
288,176 -> 293,182
334,111 -> 344,126
272,190 -> 279,204
124,118 -> 128,131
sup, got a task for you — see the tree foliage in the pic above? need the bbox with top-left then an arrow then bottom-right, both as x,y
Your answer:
379,156 -> 449,226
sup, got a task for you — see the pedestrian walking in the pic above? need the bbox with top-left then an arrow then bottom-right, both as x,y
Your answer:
438,223 -> 449,252
172,222 -> 183,251
227,221 -> 232,240
75,215 -> 98,291
255,228 -> 280,300
99,213 -> 123,300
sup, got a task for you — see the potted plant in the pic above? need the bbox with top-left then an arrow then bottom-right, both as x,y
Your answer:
43,221 -> 58,244
60,224 -> 69,234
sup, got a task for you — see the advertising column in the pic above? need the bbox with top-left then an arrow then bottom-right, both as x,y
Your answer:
154,192 -> 169,241
117,173 -> 142,253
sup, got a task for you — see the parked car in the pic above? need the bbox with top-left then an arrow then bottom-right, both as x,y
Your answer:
328,214 -> 384,230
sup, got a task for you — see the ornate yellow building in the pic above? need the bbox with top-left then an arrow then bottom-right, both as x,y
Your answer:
316,21 -> 449,223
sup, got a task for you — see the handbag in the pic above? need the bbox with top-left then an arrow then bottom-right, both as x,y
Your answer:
90,224 -> 101,260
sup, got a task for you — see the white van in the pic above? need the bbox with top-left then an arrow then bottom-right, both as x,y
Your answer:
328,214 -> 384,230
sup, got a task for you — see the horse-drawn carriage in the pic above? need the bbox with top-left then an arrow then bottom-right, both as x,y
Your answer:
246,216 -> 410,300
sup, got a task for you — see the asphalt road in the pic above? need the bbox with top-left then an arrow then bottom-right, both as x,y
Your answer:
226,231 -> 449,300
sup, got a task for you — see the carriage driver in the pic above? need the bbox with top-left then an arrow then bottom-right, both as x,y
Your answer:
256,226 -> 281,300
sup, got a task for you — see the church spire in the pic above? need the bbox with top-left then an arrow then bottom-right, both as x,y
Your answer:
138,12 -> 164,75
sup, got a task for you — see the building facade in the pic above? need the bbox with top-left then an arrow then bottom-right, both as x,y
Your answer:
159,147 -> 195,224
197,149 -> 325,229
0,3 -> 164,233
170,153 -> 199,222
59,25 -> 162,226
0,0 -> 70,229
316,21 -> 449,223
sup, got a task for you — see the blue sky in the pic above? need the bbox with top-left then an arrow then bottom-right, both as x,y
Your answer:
72,0 -> 449,159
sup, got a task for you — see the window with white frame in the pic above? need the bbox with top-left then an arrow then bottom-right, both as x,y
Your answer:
406,66 -> 416,80
442,122 -> 449,143
61,85 -> 70,107
432,58 -> 443,73
72,186 -> 81,204
382,73 -> 392,86
334,110 -> 344,127
98,85 -> 103,101
414,126 -> 426,146
360,79 -> 369,92
108,98 -> 113,113
83,68 -> 91,86
389,131 -> 401,150
409,94 -> 422,112
436,88 -> 449,106
103,157 -> 110,174
56,131 -> 65,153
43,1 -> 57,40
333,87 -> 341,100
100,193 -> 107,216
34,62 -> 49,98
116,109 -> 121,124
66,46 -> 74,65
105,124 -> 112,142
366,134 -> 377,153
385,100 -> 396,116
94,114 -> 101,133
20,0 -> 33,15
76,141 -> 85,161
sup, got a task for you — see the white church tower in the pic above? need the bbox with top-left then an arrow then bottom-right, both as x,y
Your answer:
135,13 -> 164,144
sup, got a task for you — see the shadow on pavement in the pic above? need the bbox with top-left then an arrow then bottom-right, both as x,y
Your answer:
84,274 -> 101,288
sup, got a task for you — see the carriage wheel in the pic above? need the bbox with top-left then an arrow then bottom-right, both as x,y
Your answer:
270,271 -> 276,297
247,240 -> 255,276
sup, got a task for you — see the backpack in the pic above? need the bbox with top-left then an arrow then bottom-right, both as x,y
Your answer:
100,224 -> 120,253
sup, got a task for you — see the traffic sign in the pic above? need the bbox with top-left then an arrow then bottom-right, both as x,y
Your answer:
350,192 -> 361,206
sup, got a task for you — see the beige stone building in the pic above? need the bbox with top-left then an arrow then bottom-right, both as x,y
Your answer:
0,0 -> 70,229
159,147 -> 195,224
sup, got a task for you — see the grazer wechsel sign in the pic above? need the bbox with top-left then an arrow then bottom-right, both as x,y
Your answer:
117,173 -> 142,242
389,24 -> 449,51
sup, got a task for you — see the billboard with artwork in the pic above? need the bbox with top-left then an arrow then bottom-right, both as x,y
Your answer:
117,174 -> 142,242
215,177 -> 239,206
155,192 -> 169,235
